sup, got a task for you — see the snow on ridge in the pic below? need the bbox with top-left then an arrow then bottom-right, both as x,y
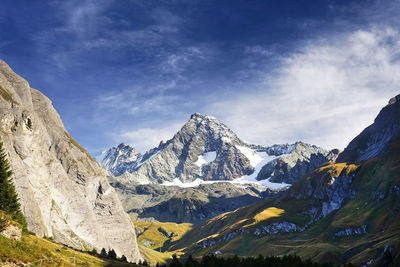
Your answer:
235,145 -> 264,167
161,150 -> 291,190
195,151 -> 217,167
162,178 -> 215,188
221,137 -> 232,143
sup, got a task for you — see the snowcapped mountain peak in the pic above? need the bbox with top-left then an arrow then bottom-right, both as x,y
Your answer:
101,113 -> 338,187
99,143 -> 141,175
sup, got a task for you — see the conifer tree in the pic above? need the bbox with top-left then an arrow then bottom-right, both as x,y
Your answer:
0,141 -> 26,228
108,249 -> 117,260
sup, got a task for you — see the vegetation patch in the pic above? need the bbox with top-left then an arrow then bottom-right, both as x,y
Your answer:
64,131 -> 96,162
0,233 -> 142,266
135,220 -> 193,250
0,85 -> 19,105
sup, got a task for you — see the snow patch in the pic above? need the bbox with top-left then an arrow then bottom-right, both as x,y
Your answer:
235,145 -> 264,167
233,150 -> 290,190
195,151 -> 217,167
161,150 -> 290,190
162,178 -> 214,188
221,137 -> 232,143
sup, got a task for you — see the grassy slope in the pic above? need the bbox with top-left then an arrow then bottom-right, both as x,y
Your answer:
135,220 -> 193,250
168,140 -> 400,266
135,220 -> 192,264
0,233 -> 142,266
139,244 -> 175,265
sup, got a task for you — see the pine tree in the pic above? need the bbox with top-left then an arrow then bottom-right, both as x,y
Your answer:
100,248 -> 107,258
0,141 -> 26,228
108,249 -> 117,260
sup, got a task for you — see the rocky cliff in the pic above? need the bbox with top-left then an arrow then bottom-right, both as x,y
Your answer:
0,60 -> 141,262
337,94 -> 400,163
257,142 -> 339,183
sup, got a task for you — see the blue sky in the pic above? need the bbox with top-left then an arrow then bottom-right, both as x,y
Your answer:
1,0 -> 400,155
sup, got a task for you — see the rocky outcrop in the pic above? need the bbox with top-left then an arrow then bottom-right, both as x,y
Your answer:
0,224 -> 22,241
284,162 -> 358,219
335,225 -> 367,237
0,60 -> 141,262
337,94 -> 400,163
256,142 -> 339,183
0,212 -> 22,241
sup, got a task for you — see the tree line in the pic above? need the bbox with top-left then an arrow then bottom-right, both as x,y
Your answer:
158,254 -> 355,267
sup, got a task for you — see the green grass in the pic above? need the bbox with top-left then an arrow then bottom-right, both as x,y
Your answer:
0,233 -> 143,266
0,85 -> 19,105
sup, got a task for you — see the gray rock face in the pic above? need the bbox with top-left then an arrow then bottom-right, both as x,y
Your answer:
100,143 -> 140,176
0,60 -> 141,262
0,224 -> 22,241
335,225 -> 367,237
285,164 -> 357,220
337,94 -> 400,163
256,142 -> 339,183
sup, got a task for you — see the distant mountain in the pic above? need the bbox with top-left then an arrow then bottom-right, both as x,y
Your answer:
101,113 -> 338,224
167,95 -> 400,266
101,113 -> 338,186
0,59 -> 141,262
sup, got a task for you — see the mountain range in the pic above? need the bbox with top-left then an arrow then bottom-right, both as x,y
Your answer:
100,113 -> 339,224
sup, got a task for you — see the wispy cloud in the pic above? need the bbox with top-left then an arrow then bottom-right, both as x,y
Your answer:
209,27 -> 400,150
119,122 -> 184,152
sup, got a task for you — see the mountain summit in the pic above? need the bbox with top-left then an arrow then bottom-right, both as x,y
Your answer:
101,113 -> 339,186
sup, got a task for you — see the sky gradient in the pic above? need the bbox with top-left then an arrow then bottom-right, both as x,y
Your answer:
1,0 -> 399,156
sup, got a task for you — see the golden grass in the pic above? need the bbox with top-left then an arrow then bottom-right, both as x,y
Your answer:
316,162 -> 359,178
0,234 -> 138,266
0,85 -> 19,105
253,207 -> 285,223
138,244 -> 176,265
134,220 -> 193,249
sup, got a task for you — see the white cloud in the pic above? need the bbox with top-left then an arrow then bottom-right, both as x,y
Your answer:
159,46 -> 206,74
119,122 -> 184,152
207,27 -> 400,150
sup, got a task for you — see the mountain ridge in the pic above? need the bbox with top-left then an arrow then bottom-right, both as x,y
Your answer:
101,113 -> 339,186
